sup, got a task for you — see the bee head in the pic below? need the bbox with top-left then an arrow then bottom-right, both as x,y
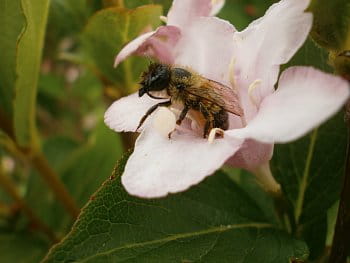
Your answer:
139,63 -> 171,97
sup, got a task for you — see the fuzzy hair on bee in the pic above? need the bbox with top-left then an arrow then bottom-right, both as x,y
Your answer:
136,62 -> 243,138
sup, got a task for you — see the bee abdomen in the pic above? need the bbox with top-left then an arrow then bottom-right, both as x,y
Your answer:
213,109 -> 229,130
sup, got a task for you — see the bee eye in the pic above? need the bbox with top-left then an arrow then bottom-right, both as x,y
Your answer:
150,75 -> 160,83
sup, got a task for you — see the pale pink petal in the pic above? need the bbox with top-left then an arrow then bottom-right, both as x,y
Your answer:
228,67 -> 350,143
233,0 -> 312,121
210,0 -> 225,16
167,0 -> 224,28
122,126 -> 243,198
104,92 -> 167,133
114,26 -> 181,67
174,17 -> 236,85
226,139 -> 273,171
114,31 -> 154,67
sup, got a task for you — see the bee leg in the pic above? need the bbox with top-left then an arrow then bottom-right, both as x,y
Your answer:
199,103 -> 214,138
136,100 -> 171,131
176,105 -> 190,125
204,119 -> 214,138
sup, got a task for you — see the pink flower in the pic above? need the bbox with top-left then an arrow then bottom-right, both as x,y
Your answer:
105,0 -> 349,198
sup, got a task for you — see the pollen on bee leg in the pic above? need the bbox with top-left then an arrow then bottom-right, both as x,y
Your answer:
152,107 -> 176,138
248,79 -> 262,107
160,16 -> 167,23
208,128 -> 225,144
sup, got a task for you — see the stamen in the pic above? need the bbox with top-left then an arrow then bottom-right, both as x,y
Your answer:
248,79 -> 262,107
160,16 -> 167,23
228,57 -> 236,89
208,128 -> 225,144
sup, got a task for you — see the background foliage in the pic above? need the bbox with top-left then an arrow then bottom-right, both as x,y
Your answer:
0,0 -> 349,262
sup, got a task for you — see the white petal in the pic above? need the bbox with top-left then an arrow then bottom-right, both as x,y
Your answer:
226,139 -> 273,171
167,0 -> 222,28
233,0 -> 312,120
114,26 -> 181,67
210,0 -> 225,16
174,16 -> 236,85
114,31 -> 155,67
104,92 -> 168,133
228,66 -> 350,143
122,127 -> 243,198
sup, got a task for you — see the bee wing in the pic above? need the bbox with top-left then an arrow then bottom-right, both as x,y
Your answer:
185,79 -> 244,116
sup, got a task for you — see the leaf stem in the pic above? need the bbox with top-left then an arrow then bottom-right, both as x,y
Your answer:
31,151 -> 80,218
329,100 -> 350,263
295,128 -> 318,224
0,168 -> 58,243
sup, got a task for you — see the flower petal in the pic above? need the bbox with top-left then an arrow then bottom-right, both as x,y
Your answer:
114,26 -> 181,67
174,17 -> 236,85
104,92 -> 168,133
122,127 -> 243,198
167,0 -> 225,28
226,139 -> 273,171
233,0 -> 312,120
228,66 -> 350,143
210,0 -> 225,16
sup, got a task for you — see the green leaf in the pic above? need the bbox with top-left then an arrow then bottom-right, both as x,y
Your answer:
326,201 -> 339,246
309,0 -> 350,51
81,5 -> 162,93
45,0 -> 95,55
44,154 -> 308,263
272,113 -> 347,257
25,123 -> 123,234
0,232 -> 48,263
0,0 -> 25,116
124,0 -> 172,11
14,0 -> 50,148
224,168 -> 278,225
284,38 -> 332,72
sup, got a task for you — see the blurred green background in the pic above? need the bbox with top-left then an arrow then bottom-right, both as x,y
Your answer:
0,0 -> 348,262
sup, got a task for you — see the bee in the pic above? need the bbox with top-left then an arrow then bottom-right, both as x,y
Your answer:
137,62 -> 243,138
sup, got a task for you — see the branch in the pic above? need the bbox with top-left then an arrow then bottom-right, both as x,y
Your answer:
0,108 -> 14,140
0,111 -> 79,219
0,169 -> 58,243
329,99 -> 350,263
31,151 -> 80,218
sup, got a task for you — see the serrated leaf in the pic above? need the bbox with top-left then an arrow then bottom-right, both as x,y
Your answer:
0,0 -> 25,117
14,0 -> 50,147
81,5 -> 162,92
44,154 -> 308,263
309,0 -> 350,51
272,113 -> 347,258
